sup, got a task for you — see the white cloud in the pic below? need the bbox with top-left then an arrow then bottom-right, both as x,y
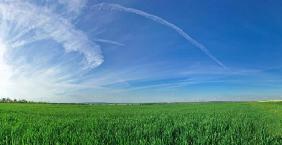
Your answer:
0,1 -> 103,68
0,0 -> 104,99
58,0 -> 88,19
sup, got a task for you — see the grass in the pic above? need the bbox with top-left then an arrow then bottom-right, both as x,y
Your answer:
0,102 -> 281,145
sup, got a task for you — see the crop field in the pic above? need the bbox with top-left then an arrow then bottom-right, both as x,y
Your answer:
0,102 -> 281,145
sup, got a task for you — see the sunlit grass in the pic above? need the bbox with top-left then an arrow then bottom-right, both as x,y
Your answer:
0,102 -> 281,144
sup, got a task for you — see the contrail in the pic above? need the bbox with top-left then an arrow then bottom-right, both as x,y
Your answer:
93,3 -> 226,69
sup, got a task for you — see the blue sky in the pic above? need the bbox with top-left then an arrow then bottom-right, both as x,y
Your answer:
0,0 -> 282,102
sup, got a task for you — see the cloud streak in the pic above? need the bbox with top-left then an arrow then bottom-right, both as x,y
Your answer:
93,2 -> 226,69
94,38 -> 124,46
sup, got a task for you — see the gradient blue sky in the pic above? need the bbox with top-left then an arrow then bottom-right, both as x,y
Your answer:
0,0 -> 282,102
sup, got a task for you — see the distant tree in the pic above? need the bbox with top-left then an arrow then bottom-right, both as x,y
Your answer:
0,97 -> 30,103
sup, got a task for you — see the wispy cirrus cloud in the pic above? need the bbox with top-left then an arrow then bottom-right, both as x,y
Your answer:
0,0 -> 106,99
58,0 -> 88,18
0,1 -> 103,68
40,0 -> 87,23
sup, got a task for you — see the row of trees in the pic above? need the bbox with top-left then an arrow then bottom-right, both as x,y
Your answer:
0,98 -> 29,103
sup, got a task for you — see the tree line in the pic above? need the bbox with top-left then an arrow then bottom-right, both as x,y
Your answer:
0,98 -> 29,103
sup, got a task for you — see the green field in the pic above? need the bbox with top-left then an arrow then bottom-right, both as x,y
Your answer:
0,102 -> 281,145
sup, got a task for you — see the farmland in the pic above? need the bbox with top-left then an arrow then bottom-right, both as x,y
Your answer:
0,102 -> 281,145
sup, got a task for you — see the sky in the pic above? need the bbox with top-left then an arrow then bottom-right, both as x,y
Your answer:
0,0 -> 282,103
